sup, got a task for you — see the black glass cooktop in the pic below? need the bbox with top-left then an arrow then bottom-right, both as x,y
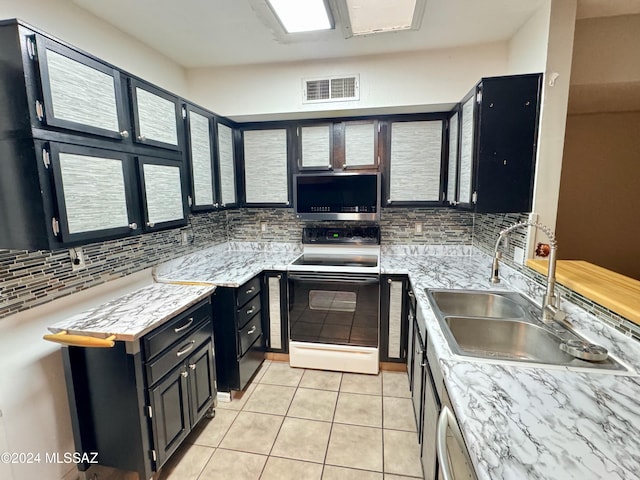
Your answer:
291,254 -> 378,268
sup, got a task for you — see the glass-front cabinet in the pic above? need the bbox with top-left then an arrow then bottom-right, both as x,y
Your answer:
446,111 -> 460,206
242,127 -> 289,206
130,79 -> 184,151
138,158 -> 188,232
342,120 -> 378,169
185,104 -> 217,210
385,118 -> 444,205
32,35 -> 129,140
297,123 -> 332,170
216,120 -> 238,208
42,142 -> 141,245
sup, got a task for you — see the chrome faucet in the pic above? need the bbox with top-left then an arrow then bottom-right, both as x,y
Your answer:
490,221 -> 565,323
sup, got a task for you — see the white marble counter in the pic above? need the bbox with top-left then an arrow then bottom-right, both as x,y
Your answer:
47,282 -> 215,341
382,250 -> 640,480
45,241 -> 640,479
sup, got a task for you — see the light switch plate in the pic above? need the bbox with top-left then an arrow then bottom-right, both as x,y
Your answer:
514,246 -> 525,265
414,222 -> 422,234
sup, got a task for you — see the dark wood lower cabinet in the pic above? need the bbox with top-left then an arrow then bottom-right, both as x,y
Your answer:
62,298 -> 216,480
212,274 -> 266,392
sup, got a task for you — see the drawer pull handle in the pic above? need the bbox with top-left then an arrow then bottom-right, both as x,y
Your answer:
247,325 -> 257,335
174,317 -> 194,333
245,286 -> 256,295
246,306 -> 256,315
176,340 -> 195,357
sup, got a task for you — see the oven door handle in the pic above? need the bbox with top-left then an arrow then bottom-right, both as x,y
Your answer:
288,273 -> 379,285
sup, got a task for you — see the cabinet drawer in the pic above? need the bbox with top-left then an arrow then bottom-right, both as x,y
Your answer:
143,300 -> 211,361
146,320 -> 212,386
238,335 -> 265,390
238,314 -> 263,357
236,276 -> 261,308
236,295 -> 261,329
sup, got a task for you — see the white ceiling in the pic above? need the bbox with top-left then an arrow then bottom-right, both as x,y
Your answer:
71,0 -> 640,69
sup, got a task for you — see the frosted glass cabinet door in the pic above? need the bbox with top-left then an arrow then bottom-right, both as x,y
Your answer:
48,144 -> 139,244
447,112 -> 459,205
298,124 -> 332,169
139,159 -> 187,231
186,106 -> 216,209
217,122 -> 237,207
243,128 -> 289,205
388,120 -> 443,203
131,80 -> 182,150
344,121 -> 378,168
458,95 -> 476,205
35,37 -> 127,140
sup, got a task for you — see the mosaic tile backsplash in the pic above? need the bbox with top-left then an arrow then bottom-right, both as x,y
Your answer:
2,205 -> 638,344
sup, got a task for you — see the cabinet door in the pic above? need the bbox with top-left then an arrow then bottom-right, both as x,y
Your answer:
33,35 -> 128,140
421,364 -> 440,480
342,120 -> 378,169
187,341 -> 216,427
263,272 -> 288,353
216,121 -> 237,207
386,119 -> 444,205
47,142 -> 140,244
185,105 -> 216,210
447,111 -> 460,206
411,319 -> 425,441
242,128 -> 289,205
149,365 -> 190,468
297,124 -> 332,170
458,93 -> 477,207
380,276 -> 408,362
474,74 -> 541,213
138,158 -> 187,232
131,79 -> 183,151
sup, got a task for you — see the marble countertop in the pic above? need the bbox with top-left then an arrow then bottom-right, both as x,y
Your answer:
46,241 -> 640,479
381,249 -> 640,480
47,282 -> 216,341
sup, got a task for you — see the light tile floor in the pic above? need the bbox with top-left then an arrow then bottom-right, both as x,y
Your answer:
159,361 -> 423,480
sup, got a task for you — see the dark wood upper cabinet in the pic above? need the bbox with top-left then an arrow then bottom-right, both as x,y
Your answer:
130,79 -> 184,152
184,103 -> 217,211
453,73 -> 542,213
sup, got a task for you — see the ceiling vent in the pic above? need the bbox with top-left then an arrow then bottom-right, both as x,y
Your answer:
303,75 -> 360,103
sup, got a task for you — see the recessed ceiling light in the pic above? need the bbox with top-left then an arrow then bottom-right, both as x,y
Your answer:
340,0 -> 425,36
267,0 -> 333,33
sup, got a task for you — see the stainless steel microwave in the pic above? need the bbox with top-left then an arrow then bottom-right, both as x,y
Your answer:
294,172 -> 381,221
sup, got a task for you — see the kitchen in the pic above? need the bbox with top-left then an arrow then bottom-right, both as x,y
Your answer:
1,1 -> 640,480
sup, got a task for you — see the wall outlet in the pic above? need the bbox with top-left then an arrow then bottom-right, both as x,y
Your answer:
514,246 -> 525,265
181,231 -> 189,245
260,222 -> 267,233
414,222 -> 423,234
69,247 -> 86,271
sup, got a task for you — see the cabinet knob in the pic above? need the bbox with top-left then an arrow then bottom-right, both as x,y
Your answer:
119,130 -> 129,138
189,364 -> 197,370
181,370 -> 189,378
214,203 -> 219,208
138,135 -> 146,142
128,223 -> 138,230
408,291 -> 414,297
276,274 -> 282,280
387,278 -> 393,284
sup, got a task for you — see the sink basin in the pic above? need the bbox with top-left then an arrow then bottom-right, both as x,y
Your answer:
426,289 -> 629,372
429,290 -> 524,318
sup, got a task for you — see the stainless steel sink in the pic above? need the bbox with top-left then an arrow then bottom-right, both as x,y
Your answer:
426,289 -> 628,372
429,291 -> 525,319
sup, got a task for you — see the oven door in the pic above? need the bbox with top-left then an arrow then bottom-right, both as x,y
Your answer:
288,272 -> 379,348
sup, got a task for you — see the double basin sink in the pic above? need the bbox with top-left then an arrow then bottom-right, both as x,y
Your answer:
426,289 -> 628,372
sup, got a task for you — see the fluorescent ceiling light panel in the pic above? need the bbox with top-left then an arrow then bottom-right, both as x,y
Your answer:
346,0 -> 417,35
267,0 -> 332,33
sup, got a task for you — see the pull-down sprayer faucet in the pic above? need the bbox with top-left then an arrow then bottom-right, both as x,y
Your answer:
491,221 -> 565,323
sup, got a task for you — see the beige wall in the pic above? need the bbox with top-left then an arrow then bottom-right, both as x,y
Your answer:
557,112 -> 640,279
187,42 -> 510,121
0,0 -> 188,95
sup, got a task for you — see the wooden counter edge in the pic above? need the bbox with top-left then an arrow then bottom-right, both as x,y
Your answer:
527,259 -> 640,325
